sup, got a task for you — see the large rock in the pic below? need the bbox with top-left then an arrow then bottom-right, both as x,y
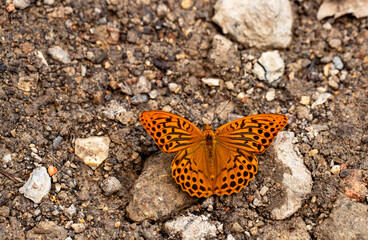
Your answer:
268,132 -> 313,220
213,0 -> 293,49
126,153 -> 197,222
315,194 -> 368,240
164,214 -> 220,240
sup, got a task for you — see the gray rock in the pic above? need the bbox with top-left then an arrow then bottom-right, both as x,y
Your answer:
48,46 -> 71,64
311,92 -> 332,109
53,136 -> 63,148
64,204 -> 76,219
126,153 -> 197,222
333,56 -> 344,70
19,167 -> 51,203
269,132 -> 313,220
100,176 -> 122,196
130,94 -> 149,105
315,194 -> 368,240
164,214 -> 219,240
26,221 -> 68,240
14,0 -> 31,9
253,51 -> 285,84
213,0 -> 292,49
260,217 -> 311,239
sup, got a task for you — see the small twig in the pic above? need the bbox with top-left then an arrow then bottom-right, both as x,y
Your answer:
0,169 -> 23,183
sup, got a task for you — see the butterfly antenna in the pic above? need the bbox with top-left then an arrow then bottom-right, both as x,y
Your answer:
211,98 -> 232,124
179,100 -> 201,124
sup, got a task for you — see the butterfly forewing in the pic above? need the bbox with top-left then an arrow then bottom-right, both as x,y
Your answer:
139,111 -> 203,153
215,114 -> 288,154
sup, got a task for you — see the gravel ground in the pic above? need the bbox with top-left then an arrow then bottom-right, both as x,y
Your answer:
0,0 -> 367,239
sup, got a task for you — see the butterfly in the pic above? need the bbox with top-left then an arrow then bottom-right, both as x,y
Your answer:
139,110 -> 288,198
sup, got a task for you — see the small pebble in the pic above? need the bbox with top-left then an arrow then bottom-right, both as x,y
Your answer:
328,38 -> 342,49
328,78 -> 339,90
168,83 -> 181,93
48,46 -> 71,64
131,94 -> 149,105
333,56 -> 344,70
53,136 -> 63,148
265,88 -> 276,101
181,0 -> 194,9
237,92 -> 246,99
75,136 -> 110,170
71,223 -> 85,233
340,170 -> 349,178
202,78 -> 220,87
330,165 -> 341,175
100,176 -> 122,196
309,149 -> 318,157
300,96 -> 311,105
250,227 -> 258,236
225,81 -> 234,90
64,204 -> 76,219
260,186 -> 269,196
13,0 -> 30,9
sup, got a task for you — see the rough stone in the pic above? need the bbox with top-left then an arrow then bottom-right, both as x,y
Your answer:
19,167 -> 51,203
253,51 -> 285,84
126,153 -> 197,222
75,136 -> 110,170
213,0 -> 293,49
48,46 -> 71,64
315,194 -> 368,239
164,214 -> 219,240
269,132 -> 313,220
100,176 -> 122,196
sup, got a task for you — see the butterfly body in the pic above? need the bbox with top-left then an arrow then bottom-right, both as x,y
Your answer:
139,110 -> 288,198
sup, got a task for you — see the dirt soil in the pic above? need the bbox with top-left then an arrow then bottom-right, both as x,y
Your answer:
0,0 -> 368,239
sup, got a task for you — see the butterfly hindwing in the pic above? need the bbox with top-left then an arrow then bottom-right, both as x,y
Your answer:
215,114 -> 288,154
212,145 -> 258,196
139,111 -> 203,153
171,145 -> 213,198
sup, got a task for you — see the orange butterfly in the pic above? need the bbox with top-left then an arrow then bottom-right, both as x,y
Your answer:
139,110 -> 288,198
